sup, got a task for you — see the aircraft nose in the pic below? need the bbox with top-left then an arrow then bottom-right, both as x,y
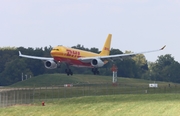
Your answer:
50,49 -> 56,56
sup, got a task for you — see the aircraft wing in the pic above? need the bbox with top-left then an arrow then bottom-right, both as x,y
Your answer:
78,45 -> 166,62
19,51 -> 54,61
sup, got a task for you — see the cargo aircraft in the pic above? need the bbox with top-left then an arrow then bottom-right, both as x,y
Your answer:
19,34 -> 166,76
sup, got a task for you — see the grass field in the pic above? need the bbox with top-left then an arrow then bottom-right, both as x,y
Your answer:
1,74 -> 179,115
0,94 -> 180,116
10,74 -> 112,87
10,74 -> 177,87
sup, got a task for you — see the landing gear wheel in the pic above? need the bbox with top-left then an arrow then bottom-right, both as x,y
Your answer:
70,71 -> 73,75
96,70 -> 99,75
92,68 -> 99,75
65,69 -> 73,76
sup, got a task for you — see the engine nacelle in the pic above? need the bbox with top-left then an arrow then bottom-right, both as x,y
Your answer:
91,59 -> 104,67
44,60 -> 57,69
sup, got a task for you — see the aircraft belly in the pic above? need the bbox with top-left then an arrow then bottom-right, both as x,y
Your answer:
54,57 -> 92,67
72,65 -> 93,68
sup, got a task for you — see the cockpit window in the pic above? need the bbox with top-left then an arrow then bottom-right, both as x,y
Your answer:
53,49 -> 59,51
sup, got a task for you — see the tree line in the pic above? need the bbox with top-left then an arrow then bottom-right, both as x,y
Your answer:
0,45 -> 180,86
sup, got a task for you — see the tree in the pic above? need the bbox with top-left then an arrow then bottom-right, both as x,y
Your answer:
150,54 -> 180,82
90,47 -> 99,54
132,54 -> 148,78
117,58 -> 139,78
110,48 -> 123,55
0,58 -> 32,85
72,44 -> 89,51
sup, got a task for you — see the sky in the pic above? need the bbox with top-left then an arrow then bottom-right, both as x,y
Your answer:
0,0 -> 179,62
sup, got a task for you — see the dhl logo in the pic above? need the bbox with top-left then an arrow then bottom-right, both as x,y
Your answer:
66,49 -> 80,58
104,47 -> 110,51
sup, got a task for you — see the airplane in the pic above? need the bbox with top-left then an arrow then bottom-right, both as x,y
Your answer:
19,34 -> 166,76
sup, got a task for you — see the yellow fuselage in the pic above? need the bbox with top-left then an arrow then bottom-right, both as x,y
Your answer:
50,46 -> 100,67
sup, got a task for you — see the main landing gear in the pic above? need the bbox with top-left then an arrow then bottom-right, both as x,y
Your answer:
65,64 -> 73,76
65,69 -> 73,76
92,68 -> 99,75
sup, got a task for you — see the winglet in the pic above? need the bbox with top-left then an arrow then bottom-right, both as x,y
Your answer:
160,45 -> 166,50
19,51 -> 22,56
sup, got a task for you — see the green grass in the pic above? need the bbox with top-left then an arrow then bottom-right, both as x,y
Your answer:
10,73 -> 177,88
10,74 -> 112,87
3,74 -> 180,115
0,94 -> 180,116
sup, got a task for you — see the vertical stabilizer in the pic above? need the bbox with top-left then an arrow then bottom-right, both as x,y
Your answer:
100,34 -> 112,56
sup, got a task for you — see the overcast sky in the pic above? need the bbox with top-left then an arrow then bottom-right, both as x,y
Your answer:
0,0 -> 179,62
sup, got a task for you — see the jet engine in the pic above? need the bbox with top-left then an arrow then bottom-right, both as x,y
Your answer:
44,60 -> 57,69
91,59 -> 104,67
